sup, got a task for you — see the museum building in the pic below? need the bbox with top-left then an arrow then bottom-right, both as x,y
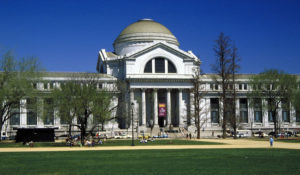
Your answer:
2,19 -> 300,139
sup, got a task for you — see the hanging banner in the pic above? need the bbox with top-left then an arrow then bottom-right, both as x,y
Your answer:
158,103 -> 166,117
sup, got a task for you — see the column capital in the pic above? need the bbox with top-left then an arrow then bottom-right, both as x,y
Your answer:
141,88 -> 146,92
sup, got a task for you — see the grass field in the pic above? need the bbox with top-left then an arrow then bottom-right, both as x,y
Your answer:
0,149 -> 299,175
0,139 -> 222,148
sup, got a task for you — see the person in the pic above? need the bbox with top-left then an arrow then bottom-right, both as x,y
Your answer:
270,137 -> 274,147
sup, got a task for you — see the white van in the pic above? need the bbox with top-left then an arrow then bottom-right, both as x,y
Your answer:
236,130 -> 251,138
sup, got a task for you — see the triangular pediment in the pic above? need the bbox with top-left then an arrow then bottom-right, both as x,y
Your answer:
125,42 -> 198,62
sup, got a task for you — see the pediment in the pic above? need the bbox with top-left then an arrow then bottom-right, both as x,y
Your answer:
125,42 -> 198,62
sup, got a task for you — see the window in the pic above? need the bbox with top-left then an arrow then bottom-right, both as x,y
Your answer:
211,98 -> 219,123
282,111 -> 290,122
244,84 -> 247,90
44,98 -> 54,125
144,60 -> 152,73
44,83 -> 48,90
268,111 -> 275,122
254,111 -> 262,123
27,98 -> 37,125
282,100 -> 290,122
144,57 -> 177,73
254,99 -> 262,123
239,98 -> 248,123
10,105 -> 20,125
239,84 -> 242,90
33,83 -> 37,89
155,58 -> 165,73
296,111 -> 300,122
210,84 -> 213,90
50,82 -> 54,89
215,84 -> 218,90
168,61 -> 176,73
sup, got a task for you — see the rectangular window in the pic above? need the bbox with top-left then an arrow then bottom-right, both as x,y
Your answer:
27,98 -> 37,125
282,111 -> 290,122
215,84 -> 218,90
211,98 -> 219,123
268,111 -> 274,122
44,83 -> 47,89
296,111 -> 300,122
239,98 -> 248,123
244,84 -> 247,90
254,99 -> 262,123
10,106 -> 20,125
281,100 -> 290,122
254,111 -> 262,123
50,82 -> 54,89
27,111 -> 37,125
240,111 -> 248,123
44,98 -> 54,125
155,58 -> 165,73
60,115 -> 68,125
210,84 -> 213,90
239,84 -> 242,90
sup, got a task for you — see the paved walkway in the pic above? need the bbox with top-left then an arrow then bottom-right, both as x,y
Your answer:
0,139 -> 300,152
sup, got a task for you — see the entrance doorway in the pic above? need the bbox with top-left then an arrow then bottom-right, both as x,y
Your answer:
158,90 -> 166,127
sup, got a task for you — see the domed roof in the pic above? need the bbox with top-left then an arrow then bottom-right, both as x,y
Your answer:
119,19 -> 173,36
113,19 -> 179,51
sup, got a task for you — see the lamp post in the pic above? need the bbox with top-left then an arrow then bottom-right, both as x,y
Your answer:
131,102 -> 135,146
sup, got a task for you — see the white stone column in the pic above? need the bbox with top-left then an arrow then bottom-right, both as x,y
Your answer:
20,99 -> 27,126
248,99 -> 253,126
37,98 -> 43,127
291,104 -> 296,127
141,89 -> 146,126
165,59 -> 168,73
178,89 -> 183,127
152,59 -> 155,73
236,98 -> 240,124
167,89 -> 171,126
153,89 -> 158,126
206,98 -> 211,127
262,99 -> 268,127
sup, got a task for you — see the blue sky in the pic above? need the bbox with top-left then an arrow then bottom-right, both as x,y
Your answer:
0,0 -> 299,74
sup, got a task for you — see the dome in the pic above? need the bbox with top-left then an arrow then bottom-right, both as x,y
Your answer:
113,19 -> 179,55
119,19 -> 173,36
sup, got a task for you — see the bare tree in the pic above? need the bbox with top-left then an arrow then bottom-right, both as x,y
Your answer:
190,64 -> 209,139
228,45 -> 240,139
211,32 -> 232,138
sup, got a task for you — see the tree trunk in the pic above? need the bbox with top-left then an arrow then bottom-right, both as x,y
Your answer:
273,111 -> 278,138
0,121 -> 3,142
222,96 -> 227,139
68,124 -> 72,137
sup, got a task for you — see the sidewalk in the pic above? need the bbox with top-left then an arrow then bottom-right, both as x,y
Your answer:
0,139 -> 299,152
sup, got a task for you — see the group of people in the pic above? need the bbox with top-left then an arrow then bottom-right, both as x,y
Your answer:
186,133 -> 192,140
66,135 -> 104,147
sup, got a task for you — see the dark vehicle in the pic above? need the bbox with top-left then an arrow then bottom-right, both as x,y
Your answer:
254,131 -> 268,138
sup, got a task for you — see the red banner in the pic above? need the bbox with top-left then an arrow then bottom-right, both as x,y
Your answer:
158,103 -> 166,117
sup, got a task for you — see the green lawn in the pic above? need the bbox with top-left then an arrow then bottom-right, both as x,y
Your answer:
0,139 -> 222,147
0,149 -> 299,175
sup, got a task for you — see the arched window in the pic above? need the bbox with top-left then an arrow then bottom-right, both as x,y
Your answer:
144,60 -> 152,73
168,61 -> 176,73
144,57 -> 177,73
